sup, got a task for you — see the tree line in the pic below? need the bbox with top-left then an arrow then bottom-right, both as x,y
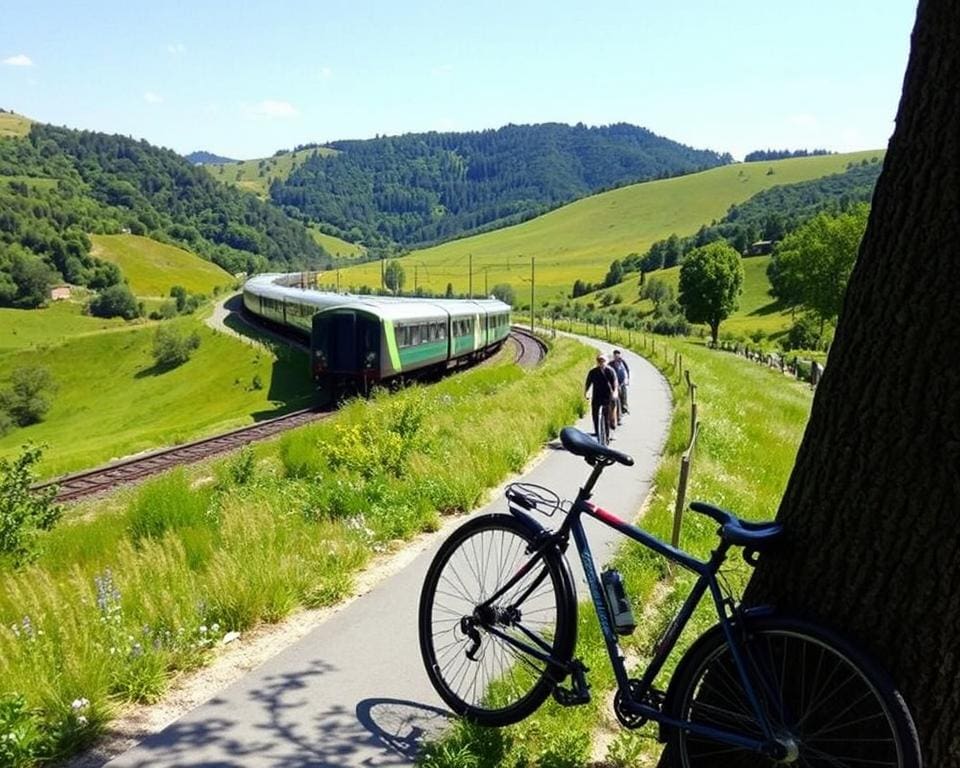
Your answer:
0,124 -> 331,308
624,160 -> 881,274
743,148 -> 832,162
270,122 -> 733,248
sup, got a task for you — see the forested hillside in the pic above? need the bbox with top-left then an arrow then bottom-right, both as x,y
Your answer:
270,122 -> 733,247
630,158 -> 882,271
0,125 -> 329,307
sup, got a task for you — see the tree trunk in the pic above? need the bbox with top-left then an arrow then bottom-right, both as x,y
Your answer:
745,1 -> 960,763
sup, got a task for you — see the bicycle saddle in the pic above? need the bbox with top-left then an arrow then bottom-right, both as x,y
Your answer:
560,427 -> 635,466
689,501 -> 783,549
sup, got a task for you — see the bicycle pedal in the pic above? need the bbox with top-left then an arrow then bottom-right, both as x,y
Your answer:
552,660 -> 591,707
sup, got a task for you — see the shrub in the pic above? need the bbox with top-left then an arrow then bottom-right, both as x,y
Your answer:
0,694 -> 44,766
224,447 -> 256,487
88,284 -> 140,320
152,325 -> 201,368
0,445 -> 61,565
491,283 -> 516,305
784,313 -> 821,351
0,366 -> 57,428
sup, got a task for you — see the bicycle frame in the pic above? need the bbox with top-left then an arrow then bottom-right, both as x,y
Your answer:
496,461 -> 780,755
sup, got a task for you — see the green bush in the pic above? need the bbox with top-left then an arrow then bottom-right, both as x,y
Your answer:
88,284 -> 139,320
0,446 -> 61,565
152,325 -> 201,368
0,694 -> 44,767
784,312 -> 821,351
0,366 -> 58,428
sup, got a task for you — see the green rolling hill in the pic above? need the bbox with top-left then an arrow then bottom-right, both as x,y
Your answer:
307,226 -> 366,260
576,255 -> 789,337
335,150 -> 882,304
90,234 -> 234,297
0,110 -> 31,139
205,146 -> 338,198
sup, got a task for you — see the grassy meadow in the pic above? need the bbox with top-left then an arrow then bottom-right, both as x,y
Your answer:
574,255 -> 790,338
308,226 -> 366,259
0,313 -> 313,477
0,111 -> 32,138
336,150 -> 880,304
0,336 -> 593,767
90,234 -> 234,298
420,327 -> 813,767
0,302 -> 130,353
204,147 -> 338,197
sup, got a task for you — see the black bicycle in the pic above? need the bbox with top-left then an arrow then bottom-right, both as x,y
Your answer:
418,426 -> 922,766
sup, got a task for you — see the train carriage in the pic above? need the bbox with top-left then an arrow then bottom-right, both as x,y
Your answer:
243,274 -> 511,387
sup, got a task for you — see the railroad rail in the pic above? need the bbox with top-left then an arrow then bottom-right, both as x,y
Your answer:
510,326 -> 549,368
34,407 -> 332,503
34,330 -> 547,503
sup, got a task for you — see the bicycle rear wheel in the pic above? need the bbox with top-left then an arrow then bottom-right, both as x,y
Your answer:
418,514 -> 577,726
664,616 -> 920,767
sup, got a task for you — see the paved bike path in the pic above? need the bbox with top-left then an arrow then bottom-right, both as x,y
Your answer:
106,337 -> 672,768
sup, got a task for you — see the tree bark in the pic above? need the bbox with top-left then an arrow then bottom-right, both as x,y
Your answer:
745,1 -> 960,764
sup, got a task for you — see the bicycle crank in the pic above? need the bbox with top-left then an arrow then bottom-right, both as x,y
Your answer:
614,680 -> 663,729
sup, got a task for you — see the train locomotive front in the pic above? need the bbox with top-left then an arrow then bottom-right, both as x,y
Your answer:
311,307 -> 382,386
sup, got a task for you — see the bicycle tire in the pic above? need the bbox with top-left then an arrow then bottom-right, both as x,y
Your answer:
598,405 -> 609,446
663,616 -> 921,767
418,514 -> 577,726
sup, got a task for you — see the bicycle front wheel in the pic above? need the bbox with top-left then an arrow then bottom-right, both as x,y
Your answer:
598,405 -> 609,445
665,616 -> 920,767
418,514 -> 577,726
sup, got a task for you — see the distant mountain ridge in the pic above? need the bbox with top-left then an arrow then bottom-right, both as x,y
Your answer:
185,150 -> 237,165
269,122 -> 733,248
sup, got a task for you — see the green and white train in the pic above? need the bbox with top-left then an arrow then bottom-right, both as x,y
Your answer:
243,273 -> 512,386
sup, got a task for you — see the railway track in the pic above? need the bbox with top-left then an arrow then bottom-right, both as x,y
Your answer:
510,326 -> 549,367
34,408 -> 332,503
34,329 -> 547,503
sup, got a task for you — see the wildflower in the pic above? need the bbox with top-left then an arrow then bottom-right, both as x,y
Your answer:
130,642 -> 143,658
77,715 -> 88,726
94,569 -> 122,614
71,698 -> 89,710
20,615 -> 34,639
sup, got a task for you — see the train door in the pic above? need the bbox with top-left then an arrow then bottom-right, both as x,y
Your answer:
312,311 -> 356,377
312,310 -> 379,380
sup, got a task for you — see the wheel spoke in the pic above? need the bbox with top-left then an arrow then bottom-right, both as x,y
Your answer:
420,518 -> 569,724
675,626 -> 912,768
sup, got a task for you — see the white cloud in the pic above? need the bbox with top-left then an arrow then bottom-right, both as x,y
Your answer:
3,54 -> 33,67
319,66 -> 333,80
249,100 -> 299,119
144,91 -> 163,104
167,43 -> 186,55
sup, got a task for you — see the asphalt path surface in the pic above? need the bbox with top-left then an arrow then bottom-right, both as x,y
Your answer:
107,334 -> 672,767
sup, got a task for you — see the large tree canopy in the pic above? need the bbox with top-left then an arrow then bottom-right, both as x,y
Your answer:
745,0 -> 960,763
677,241 -> 744,343
767,204 -> 869,323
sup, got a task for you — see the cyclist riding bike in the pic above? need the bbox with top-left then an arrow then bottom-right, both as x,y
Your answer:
610,349 -> 630,422
584,354 -> 618,440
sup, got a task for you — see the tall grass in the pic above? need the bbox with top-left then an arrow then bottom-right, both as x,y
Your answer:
419,327 -> 812,767
0,337 -> 593,766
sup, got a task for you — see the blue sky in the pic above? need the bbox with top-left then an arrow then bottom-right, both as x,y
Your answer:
1,1 -> 917,160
